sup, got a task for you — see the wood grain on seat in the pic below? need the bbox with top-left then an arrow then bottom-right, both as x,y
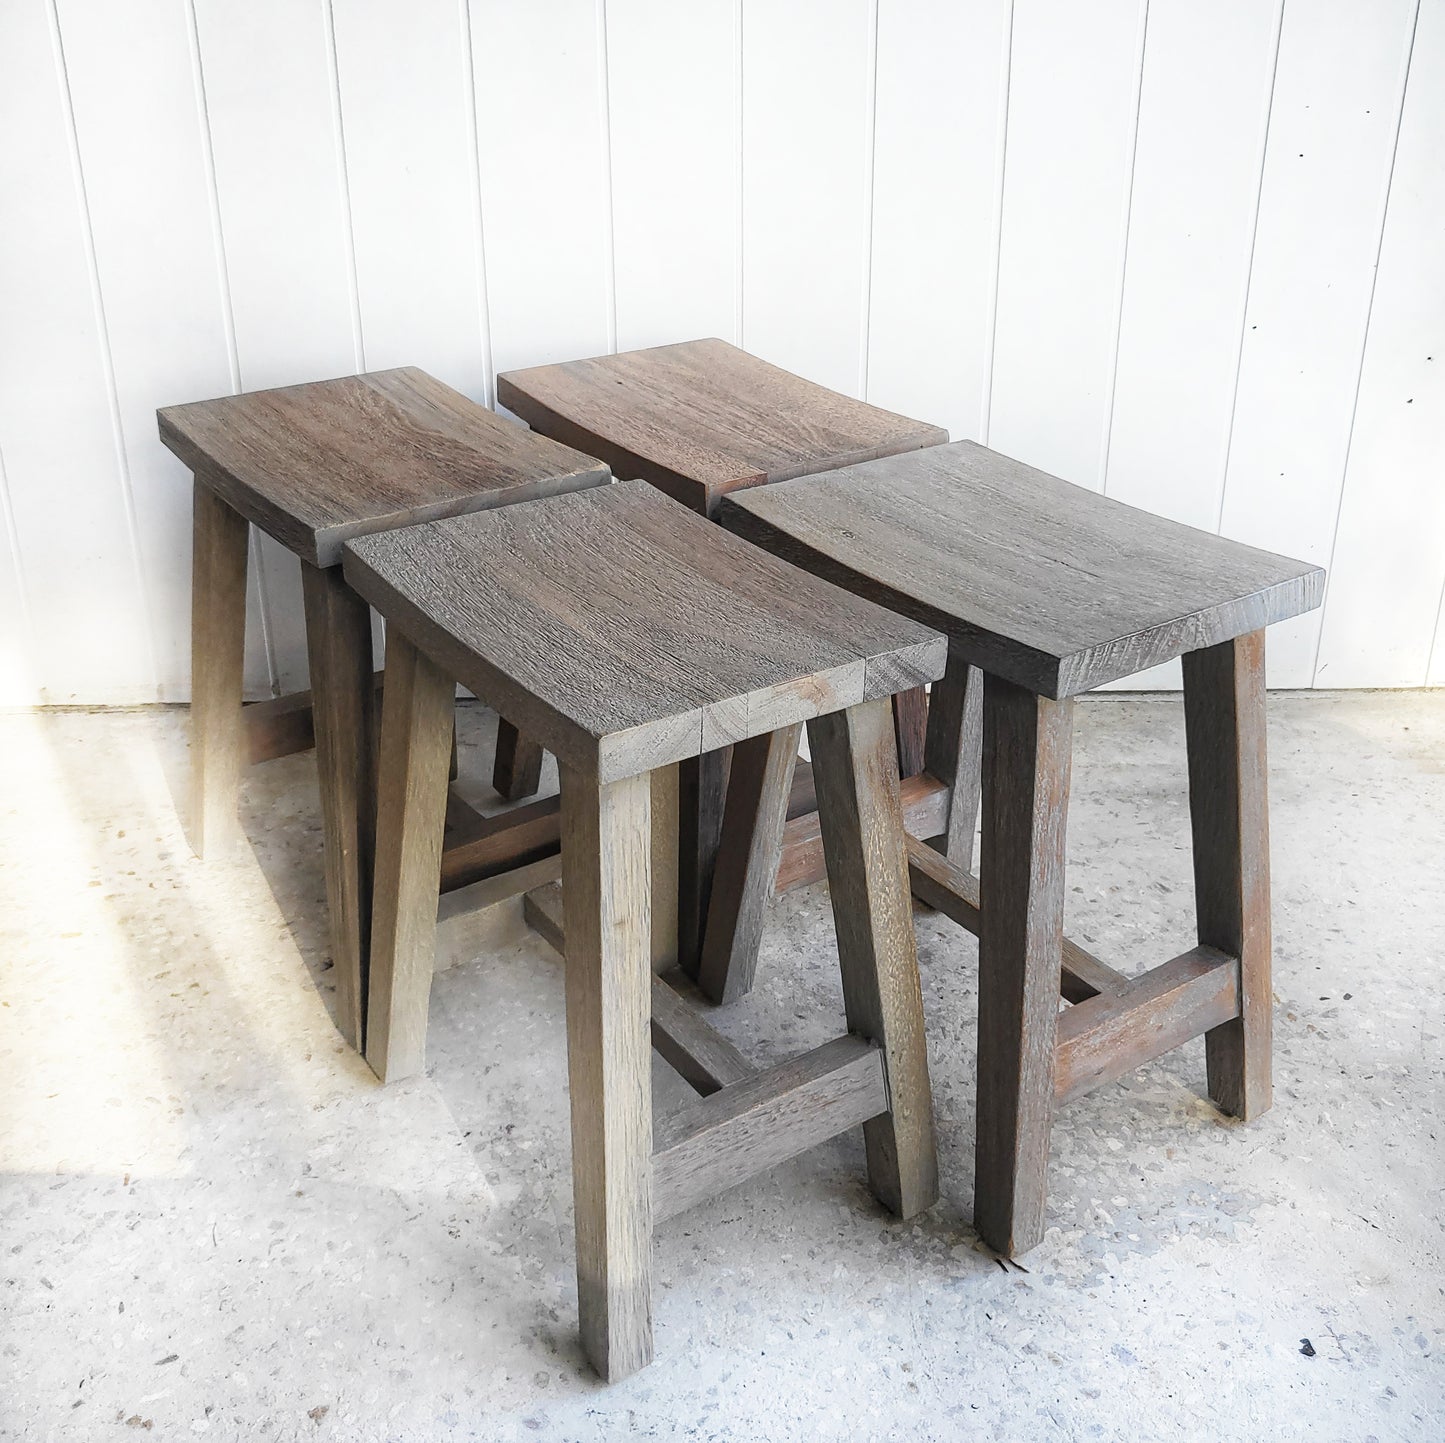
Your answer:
342,479 -> 947,783
159,367 -> 609,566
497,338 -> 948,517
720,441 -> 1325,698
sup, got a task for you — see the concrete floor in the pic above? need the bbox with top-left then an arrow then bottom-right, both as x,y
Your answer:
1,693 -> 1441,1442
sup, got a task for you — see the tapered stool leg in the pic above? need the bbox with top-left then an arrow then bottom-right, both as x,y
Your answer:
492,718 -> 545,801
676,747 -> 730,975
809,697 -> 939,1220
922,648 -> 984,869
301,562 -> 378,1050
189,479 -> 250,858
560,763 -> 654,1381
974,675 -> 1074,1257
695,723 -> 801,1004
365,631 -> 454,1082
1183,629 -> 1272,1121
892,686 -> 929,779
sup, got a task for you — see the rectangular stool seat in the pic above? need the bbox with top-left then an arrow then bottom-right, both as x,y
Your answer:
159,367 -> 608,566
720,440 -> 1326,698
498,338 -> 947,516
343,479 -> 946,782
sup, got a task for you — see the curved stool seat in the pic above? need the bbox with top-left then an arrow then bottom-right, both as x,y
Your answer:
498,338 -> 950,977
159,368 -> 607,1046
342,479 -> 946,1379
720,439 -> 1325,1258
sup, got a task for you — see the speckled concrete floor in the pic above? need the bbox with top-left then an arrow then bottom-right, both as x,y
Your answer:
1,694 -> 1441,1442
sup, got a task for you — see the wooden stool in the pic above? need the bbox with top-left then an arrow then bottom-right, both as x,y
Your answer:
497,339 -> 948,975
718,440 -> 1325,1258
341,479 -> 944,1379
158,368 -> 607,1047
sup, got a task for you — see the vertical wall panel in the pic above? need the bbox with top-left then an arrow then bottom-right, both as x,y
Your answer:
1432,573 -> 1445,688
868,0 -> 1011,441
988,0 -> 1145,486
1105,0 -> 1279,531
1218,0 -> 1417,687
1317,0 -> 1443,687
0,0 -> 155,704
56,0 -> 252,701
194,0 -> 362,692
607,0 -> 739,353
332,0 -> 488,396
469,0 -> 610,379
0,451 -> 35,707
741,0 -> 873,396
5,4 -> 1442,700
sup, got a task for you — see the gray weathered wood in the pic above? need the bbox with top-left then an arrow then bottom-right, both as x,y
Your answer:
242,669 -> 384,764
491,718 -> 545,801
189,479 -> 250,858
904,834 -> 1128,1004
974,675 -> 1074,1258
439,793 -> 561,894
720,440 -> 1325,698
891,686 -> 929,779
1183,630 -> 1272,1120
559,762 -> 654,1381
364,631 -> 454,1082
696,723 -> 801,1003
922,646 -> 984,868
676,749 -> 730,975
523,877 -> 758,1098
776,770 -> 949,894
159,368 -> 609,566
498,338 -> 947,518
652,1036 -> 887,1222
808,697 -> 939,1220
1054,947 -> 1240,1107
343,480 -> 946,784
649,763 -> 681,973
300,561 -> 377,1050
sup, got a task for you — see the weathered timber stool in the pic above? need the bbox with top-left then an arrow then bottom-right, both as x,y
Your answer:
158,368 -> 607,1046
717,440 -> 1325,1258
341,479 -> 945,1379
497,339 -> 948,976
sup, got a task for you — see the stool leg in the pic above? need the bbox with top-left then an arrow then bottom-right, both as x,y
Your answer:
301,562 -> 378,1051
809,697 -> 939,1220
364,631 -> 453,1082
975,676 -> 1074,1257
492,717 -> 545,800
892,686 -> 929,779
676,746 -> 731,975
695,722 -> 801,1003
1183,630 -> 1272,1121
922,648 -> 984,869
560,762 -> 653,1380
650,763 -> 680,972
189,479 -> 250,858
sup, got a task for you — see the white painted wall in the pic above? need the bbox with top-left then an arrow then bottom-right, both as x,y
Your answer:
1,0 -> 1440,705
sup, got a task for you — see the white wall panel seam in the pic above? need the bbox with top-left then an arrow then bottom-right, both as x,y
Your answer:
858,0 -> 880,402
1213,0 -> 1287,537
46,0 -> 160,699
733,0 -> 744,346
979,0 -> 1014,447
598,0 -> 619,355
1310,0 -> 1423,686
457,0 -> 496,404
322,0 -> 365,372
1098,0 -> 1151,496
186,0 -> 278,695
0,438 -> 35,666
